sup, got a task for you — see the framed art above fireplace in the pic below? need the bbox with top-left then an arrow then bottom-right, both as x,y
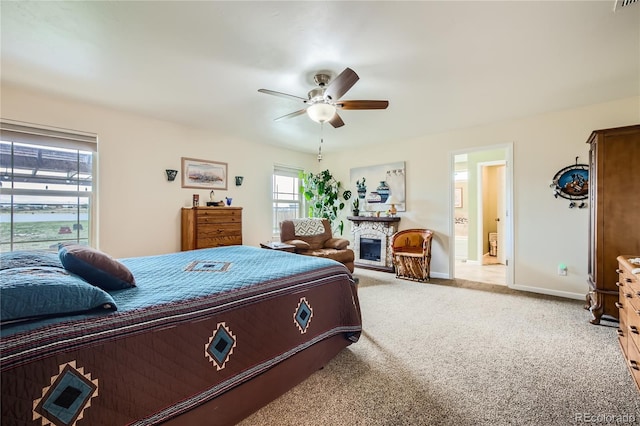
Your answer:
350,161 -> 406,214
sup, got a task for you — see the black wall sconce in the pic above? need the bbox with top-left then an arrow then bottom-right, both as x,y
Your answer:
235,176 -> 244,186
166,169 -> 178,182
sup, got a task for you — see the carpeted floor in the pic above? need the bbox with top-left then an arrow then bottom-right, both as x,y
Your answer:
240,268 -> 640,425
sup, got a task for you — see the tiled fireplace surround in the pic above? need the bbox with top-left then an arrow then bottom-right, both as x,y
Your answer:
348,216 -> 400,272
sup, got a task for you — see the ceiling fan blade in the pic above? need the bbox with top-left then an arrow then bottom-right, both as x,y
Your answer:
324,68 -> 359,101
274,108 -> 308,121
328,113 -> 345,128
258,89 -> 308,103
336,100 -> 389,110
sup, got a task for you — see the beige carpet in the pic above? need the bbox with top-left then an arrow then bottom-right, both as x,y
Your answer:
240,268 -> 640,425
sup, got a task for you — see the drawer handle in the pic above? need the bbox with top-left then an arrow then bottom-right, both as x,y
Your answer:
617,281 -> 624,287
617,269 -> 624,274
625,293 -> 633,299
616,302 -> 624,309
631,360 -> 640,371
636,310 -> 640,316
617,328 -> 624,336
629,325 -> 639,334
627,278 -> 633,283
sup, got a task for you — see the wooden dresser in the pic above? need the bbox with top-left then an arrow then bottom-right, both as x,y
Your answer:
616,255 -> 640,391
586,124 -> 640,324
181,207 -> 242,251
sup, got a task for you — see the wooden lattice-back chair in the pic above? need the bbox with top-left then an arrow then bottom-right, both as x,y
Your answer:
391,229 -> 434,282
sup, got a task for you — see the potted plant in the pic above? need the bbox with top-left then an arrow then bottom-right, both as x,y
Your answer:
352,198 -> 360,216
300,169 -> 352,235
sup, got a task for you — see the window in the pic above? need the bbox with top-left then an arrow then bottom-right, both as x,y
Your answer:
0,120 -> 96,252
272,165 -> 303,236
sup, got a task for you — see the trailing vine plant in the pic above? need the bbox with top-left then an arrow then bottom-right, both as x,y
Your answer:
299,169 -> 352,235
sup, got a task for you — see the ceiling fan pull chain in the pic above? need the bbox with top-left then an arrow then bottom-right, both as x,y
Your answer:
318,122 -> 324,162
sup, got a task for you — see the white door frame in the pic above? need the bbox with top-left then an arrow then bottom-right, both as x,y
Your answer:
449,143 -> 514,287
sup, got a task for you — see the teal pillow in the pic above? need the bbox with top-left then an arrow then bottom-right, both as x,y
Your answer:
59,244 -> 136,291
0,267 -> 117,323
0,250 -> 64,270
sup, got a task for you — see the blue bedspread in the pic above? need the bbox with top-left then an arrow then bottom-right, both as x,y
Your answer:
115,245 -> 344,309
1,246 -> 351,339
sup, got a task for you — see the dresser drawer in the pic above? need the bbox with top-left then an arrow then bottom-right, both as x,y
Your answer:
196,235 -> 242,249
197,209 -> 242,224
626,335 -> 640,388
198,223 -> 242,237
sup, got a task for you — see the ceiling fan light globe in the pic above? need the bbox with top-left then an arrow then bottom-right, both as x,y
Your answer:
307,103 -> 336,123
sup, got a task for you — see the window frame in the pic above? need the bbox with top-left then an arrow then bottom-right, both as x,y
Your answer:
0,120 -> 97,252
272,165 -> 304,238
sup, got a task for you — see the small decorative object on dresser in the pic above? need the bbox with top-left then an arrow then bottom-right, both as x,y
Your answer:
616,255 -> 640,392
181,207 -> 242,250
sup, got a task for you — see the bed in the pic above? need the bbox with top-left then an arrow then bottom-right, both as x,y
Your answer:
0,245 -> 361,425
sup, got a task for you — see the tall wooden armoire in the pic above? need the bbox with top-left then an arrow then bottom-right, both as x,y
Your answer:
586,124 -> 640,324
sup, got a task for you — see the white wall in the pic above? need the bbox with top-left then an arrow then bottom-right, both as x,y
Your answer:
323,96 -> 640,299
3,83 -> 638,299
1,84 -> 317,258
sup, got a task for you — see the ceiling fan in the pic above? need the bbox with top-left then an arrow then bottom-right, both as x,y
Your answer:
258,67 -> 389,128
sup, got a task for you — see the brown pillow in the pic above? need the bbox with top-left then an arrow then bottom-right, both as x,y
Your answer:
284,239 -> 311,250
59,244 -> 136,290
324,238 -> 350,250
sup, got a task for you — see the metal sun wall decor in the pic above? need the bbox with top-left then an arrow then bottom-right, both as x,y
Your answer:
550,157 -> 589,209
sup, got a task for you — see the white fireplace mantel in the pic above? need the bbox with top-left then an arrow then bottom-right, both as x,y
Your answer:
348,216 -> 400,272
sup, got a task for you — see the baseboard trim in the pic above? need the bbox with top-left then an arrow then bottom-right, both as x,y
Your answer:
430,271 -> 448,279
509,284 -> 585,301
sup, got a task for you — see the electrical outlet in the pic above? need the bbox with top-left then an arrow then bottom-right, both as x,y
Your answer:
558,263 -> 568,276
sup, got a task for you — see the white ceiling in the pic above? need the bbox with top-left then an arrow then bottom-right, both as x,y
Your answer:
1,1 -> 639,154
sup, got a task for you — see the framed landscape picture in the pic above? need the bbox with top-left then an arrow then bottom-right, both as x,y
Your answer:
181,157 -> 228,190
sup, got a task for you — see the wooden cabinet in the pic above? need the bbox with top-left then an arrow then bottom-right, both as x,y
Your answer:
181,207 -> 242,251
586,125 -> 640,324
616,255 -> 640,391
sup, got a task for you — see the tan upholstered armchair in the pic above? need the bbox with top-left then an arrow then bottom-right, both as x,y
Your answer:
391,229 -> 433,282
279,218 -> 355,273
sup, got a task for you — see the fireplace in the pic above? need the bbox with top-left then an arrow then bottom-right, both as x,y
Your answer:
348,216 -> 400,272
360,237 -> 382,262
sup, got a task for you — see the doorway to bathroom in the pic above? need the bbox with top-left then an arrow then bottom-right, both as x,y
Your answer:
451,145 -> 513,286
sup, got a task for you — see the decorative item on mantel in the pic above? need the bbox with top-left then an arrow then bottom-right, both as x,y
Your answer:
386,194 -> 400,216
352,198 -> 360,216
550,156 -> 589,209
